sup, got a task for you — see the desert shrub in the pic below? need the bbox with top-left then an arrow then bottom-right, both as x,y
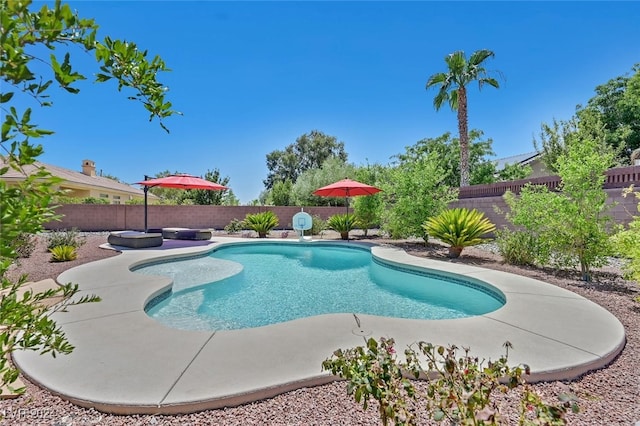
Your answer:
503,113 -> 615,281
611,186 -> 640,287
15,233 -> 37,258
422,208 -> 495,258
46,229 -> 86,250
244,211 -> 279,238
323,337 -> 578,426
310,214 -> 327,236
50,245 -> 78,262
495,229 -> 543,266
327,214 -> 360,240
224,218 -> 246,234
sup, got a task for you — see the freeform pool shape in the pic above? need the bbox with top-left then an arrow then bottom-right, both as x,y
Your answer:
140,243 -> 506,330
11,238 -> 626,415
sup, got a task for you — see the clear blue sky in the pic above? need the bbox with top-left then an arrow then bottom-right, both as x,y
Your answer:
20,1 -> 640,203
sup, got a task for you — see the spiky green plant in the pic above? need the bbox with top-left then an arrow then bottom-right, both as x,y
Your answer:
423,208 -> 495,258
244,211 -> 279,238
327,214 -> 360,240
49,245 -> 78,262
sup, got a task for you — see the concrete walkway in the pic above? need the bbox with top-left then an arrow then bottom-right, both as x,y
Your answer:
13,238 -> 626,415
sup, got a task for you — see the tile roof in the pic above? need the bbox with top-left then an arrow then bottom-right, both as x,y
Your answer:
1,159 -> 146,196
494,151 -> 540,170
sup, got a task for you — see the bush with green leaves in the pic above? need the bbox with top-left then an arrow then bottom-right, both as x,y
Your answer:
14,233 -> 37,259
46,229 -> 86,250
323,337 -> 578,426
327,214 -> 360,240
422,208 -> 496,258
611,186 -> 640,289
494,229 -> 543,267
380,153 -> 458,240
503,113 -> 615,281
49,245 -> 78,262
224,218 -> 246,234
244,211 -> 279,238
310,214 -> 327,236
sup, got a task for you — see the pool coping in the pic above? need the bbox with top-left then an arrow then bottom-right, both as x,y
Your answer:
12,237 -> 626,415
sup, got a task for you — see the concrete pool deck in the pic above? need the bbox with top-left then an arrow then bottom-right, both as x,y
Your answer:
13,237 -> 626,415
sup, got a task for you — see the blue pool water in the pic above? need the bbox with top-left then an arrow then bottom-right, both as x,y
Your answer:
141,243 -> 504,331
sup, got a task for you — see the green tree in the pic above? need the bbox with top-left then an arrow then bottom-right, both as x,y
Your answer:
264,130 -> 348,189
269,179 -> 293,206
1,0 -> 179,393
353,164 -> 386,236
577,63 -> 640,163
395,130 -> 511,187
496,161 -> 531,182
184,168 -> 231,205
220,190 -> 240,206
426,50 -> 500,187
505,114 -> 615,281
290,157 -> 356,206
380,154 -> 458,239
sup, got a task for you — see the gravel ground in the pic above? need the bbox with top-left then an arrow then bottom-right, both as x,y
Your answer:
2,232 -> 639,425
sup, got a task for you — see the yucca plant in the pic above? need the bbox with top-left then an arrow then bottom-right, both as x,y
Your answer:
422,208 -> 496,258
50,245 -> 78,262
244,211 -> 279,238
327,214 -> 360,240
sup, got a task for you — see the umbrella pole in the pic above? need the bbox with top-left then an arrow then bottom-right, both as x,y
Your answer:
346,196 -> 349,241
143,175 -> 149,233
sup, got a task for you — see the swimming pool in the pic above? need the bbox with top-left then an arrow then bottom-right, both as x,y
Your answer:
141,242 -> 505,331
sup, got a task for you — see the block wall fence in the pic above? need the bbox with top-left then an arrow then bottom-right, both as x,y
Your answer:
44,166 -> 640,232
44,206 -> 348,232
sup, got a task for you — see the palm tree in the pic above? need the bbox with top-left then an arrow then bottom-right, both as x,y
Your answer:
426,50 -> 500,187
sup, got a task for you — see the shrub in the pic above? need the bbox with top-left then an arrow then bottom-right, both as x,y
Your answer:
495,229 -> 542,266
244,211 -> 279,238
50,245 -> 78,262
15,233 -> 37,258
310,214 -> 327,236
323,337 -> 578,426
422,208 -> 495,258
611,186 -> 640,288
46,229 -> 86,250
224,218 -> 246,234
327,214 -> 360,240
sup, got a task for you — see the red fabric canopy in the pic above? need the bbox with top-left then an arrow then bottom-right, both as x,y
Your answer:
313,178 -> 381,198
136,174 -> 227,190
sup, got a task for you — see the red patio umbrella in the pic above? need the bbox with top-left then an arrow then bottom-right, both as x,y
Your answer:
136,174 -> 228,233
313,178 -> 382,239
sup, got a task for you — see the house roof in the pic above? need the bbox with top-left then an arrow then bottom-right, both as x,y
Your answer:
494,151 -> 540,170
1,159 -> 147,197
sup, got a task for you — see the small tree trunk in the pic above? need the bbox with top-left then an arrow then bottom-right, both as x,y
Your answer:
448,246 -> 463,258
580,261 -> 592,282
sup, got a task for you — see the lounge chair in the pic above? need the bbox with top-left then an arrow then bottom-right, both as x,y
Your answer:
107,231 -> 163,248
162,228 -> 213,240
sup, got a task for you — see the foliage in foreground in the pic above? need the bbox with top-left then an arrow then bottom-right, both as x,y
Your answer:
423,208 -> 496,258
1,0 -> 178,393
244,211 -> 279,238
323,337 -> 578,426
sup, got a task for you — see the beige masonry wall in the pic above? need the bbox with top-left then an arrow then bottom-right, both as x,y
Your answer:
44,205 -> 348,232
45,188 -> 638,232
